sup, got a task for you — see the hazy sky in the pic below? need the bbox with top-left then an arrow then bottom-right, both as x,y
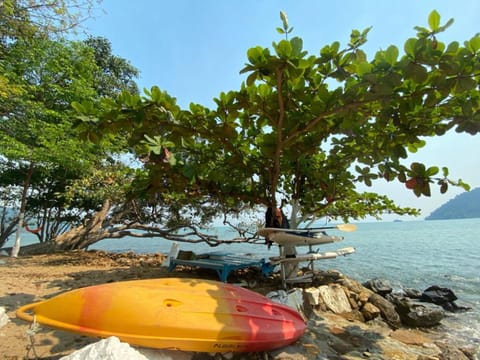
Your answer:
83,1 -> 480,221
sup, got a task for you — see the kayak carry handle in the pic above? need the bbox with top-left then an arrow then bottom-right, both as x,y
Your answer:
16,301 -> 42,322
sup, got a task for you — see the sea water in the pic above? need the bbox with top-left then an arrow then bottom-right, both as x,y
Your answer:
5,218 -> 480,355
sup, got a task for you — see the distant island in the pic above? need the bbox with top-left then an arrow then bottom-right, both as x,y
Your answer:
426,187 -> 480,220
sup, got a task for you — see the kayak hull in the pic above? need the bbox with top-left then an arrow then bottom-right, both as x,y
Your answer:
16,278 -> 306,352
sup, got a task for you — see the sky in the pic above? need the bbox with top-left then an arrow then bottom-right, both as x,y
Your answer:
82,0 -> 480,221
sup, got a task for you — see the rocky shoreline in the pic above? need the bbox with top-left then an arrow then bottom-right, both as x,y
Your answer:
273,271 -> 478,360
0,250 -> 478,359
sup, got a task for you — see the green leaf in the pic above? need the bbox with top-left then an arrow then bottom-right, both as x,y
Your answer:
410,162 -> 426,174
71,101 -> 85,113
280,11 -> 289,30
438,18 -> 454,32
426,166 -> 439,176
468,36 -> 480,52
384,45 -> 399,65
246,72 -> 257,86
150,86 -> 162,102
445,41 -> 459,54
247,46 -> 267,64
276,40 -> 293,58
405,62 -> 428,83
414,26 -> 430,37
258,84 -> 271,98
421,181 -> 431,196
357,62 -> 372,76
404,38 -> 417,57
428,10 -> 441,31
290,37 -> 304,56
454,77 -> 476,93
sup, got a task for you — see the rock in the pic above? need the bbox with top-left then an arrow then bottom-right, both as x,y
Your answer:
339,309 -> 365,323
390,329 -> 432,346
270,342 -> 310,360
361,302 -> 381,321
60,337 -> 149,360
368,293 -> 401,329
304,287 -> 320,306
0,307 -> 9,329
60,337 -> 193,360
357,290 -> 372,305
403,287 -> 422,299
420,285 -> 471,312
138,348 -> 192,360
363,278 -> 393,296
435,342 -> 471,360
392,296 -> 445,327
312,269 -> 344,285
420,285 -> 461,311
342,287 -> 358,309
341,278 -> 373,296
318,284 -> 352,314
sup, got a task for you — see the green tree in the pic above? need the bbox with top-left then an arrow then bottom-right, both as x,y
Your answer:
0,36 -> 101,254
0,6 -> 145,256
0,0 -> 104,255
77,10 -> 477,236
83,36 -> 139,96
0,0 -> 99,38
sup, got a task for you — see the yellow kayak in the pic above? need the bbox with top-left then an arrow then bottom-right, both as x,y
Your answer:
16,278 -> 306,352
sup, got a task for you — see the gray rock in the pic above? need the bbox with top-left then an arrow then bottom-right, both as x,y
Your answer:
368,293 -> 401,329
392,296 -> 445,327
363,278 -> 393,296
403,287 -> 422,299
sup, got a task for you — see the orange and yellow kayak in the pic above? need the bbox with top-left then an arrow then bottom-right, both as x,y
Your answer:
16,278 -> 306,352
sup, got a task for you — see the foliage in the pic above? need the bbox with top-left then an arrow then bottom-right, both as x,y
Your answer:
83,36 -> 139,96
0,0 -> 141,250
0,0 -> 100,39
76,10 -> 478,227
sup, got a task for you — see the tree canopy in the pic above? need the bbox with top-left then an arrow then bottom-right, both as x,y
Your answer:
76,10 -> 477,229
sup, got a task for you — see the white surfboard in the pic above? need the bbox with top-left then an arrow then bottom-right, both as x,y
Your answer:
257,228 -> 343,246
269,247 -> 355,265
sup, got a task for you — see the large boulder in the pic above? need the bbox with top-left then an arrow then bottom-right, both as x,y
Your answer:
420,285 -> 470,312
391,296 -> 445,327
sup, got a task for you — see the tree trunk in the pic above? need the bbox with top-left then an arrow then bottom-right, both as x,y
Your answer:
11,164 -> 34,257
54,199 -> 112,250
